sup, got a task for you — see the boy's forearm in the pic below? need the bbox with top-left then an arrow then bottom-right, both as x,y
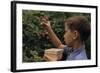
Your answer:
45,27 -> 64,49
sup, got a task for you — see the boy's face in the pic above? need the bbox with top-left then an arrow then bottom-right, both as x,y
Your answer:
64,25 -> 76,47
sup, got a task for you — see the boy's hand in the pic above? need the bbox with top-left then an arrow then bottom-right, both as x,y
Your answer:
43,54 -> 58,61
40,16 -> 51,29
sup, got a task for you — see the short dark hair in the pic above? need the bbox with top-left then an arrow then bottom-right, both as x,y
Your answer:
65,16 -> 90,41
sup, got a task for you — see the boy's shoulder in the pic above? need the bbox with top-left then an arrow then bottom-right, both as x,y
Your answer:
74,48 -> 88,60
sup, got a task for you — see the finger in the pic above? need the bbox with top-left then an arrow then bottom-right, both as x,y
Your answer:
43,54 -> 51,61
40,16 -> 48,21
44,16 -> 49,21
40,18 -> 47,23
40,21 -> 47,26
44,54 -> 57,61
41,18 -> 47,22
43,54 -> 50,61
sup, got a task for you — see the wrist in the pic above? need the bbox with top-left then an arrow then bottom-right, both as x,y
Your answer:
45,26 -> 52,30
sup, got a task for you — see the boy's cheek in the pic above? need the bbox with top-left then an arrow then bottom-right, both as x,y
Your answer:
64,37 -> 73,46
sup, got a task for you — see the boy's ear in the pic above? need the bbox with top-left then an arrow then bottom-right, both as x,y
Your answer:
73,30 -> 79,40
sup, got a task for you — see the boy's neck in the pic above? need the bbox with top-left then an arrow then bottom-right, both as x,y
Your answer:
72,40 -> 84,49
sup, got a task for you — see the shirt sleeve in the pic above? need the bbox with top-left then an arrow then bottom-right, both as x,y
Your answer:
61,45 -> 69,60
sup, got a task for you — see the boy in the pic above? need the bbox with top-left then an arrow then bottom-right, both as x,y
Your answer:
40,15 -> 90,61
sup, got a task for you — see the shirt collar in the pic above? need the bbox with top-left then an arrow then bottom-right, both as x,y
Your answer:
68,44 -> 85,53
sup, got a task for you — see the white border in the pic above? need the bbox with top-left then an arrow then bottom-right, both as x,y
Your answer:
16,3 -> 96,70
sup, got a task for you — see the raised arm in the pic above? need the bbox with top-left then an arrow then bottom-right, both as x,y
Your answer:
40,16 -> 64,49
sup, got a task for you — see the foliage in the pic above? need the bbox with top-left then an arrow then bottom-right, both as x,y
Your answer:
22,10 -> 91,62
